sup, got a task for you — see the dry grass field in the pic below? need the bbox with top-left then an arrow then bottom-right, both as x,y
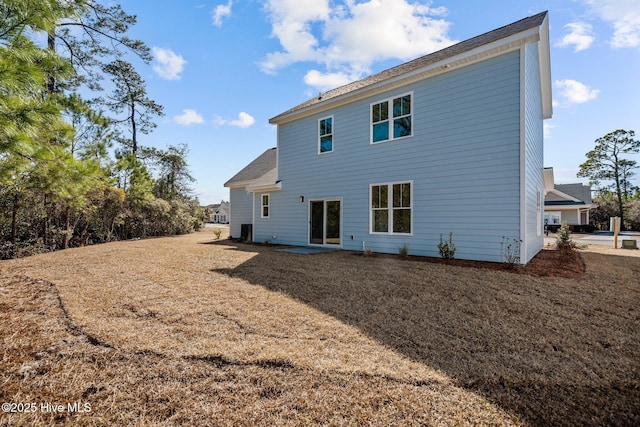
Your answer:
1,229 -> 639,426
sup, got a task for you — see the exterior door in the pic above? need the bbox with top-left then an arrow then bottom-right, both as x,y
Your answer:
309,200 -> 341,245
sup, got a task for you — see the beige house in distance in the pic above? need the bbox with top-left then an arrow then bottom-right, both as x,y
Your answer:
543,167 -> 596,231
206,201 -> 230,224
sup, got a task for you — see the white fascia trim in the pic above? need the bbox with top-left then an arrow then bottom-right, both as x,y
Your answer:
538,14 -> 553,120
226,177 -> 266,189
271,32 -> 540,125
225,182 -> 251,189
544,204 -> 595,211
247,181 -> 282,192
547,188 -> 582,203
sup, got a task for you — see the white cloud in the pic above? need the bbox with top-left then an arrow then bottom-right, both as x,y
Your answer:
173,109 -> 204,126
303,69 -> 354,92
544,122 -> 554,139
152,47 -> 187,80
555,79 -> 600,105
555,22 -> 594,51
260,0 -> 456,90
212,1 -> 233,27
323,1 -> 453,68
213,112 -> 256,128
585,0 -> 640,48
230,112 -> 256,128
259,0 -> 330,74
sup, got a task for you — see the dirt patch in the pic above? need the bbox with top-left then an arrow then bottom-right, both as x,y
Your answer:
354,247 -> 586,279
1,229 -> 638,426
520,247 -> 585,278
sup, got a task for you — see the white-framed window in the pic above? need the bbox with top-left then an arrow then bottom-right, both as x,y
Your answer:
261,194 -> 270,218
371,92 -> 412,143
370,181 -> 412,234
318,116 -> 333,154
544,211 -> 561,225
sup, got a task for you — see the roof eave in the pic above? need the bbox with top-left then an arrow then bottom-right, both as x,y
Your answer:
246,181 -> 282,192
538,14 -> 553,120
270,19 -> 547,125
548,188 -> 582,203
224,180 -> 253,189
544,203 -> 596,210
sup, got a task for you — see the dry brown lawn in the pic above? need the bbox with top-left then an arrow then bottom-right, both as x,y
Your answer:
1,229 -> 638,426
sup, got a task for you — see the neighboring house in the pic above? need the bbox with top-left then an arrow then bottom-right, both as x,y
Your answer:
207,201 -> 230,224
543,168 -> 596,231
225,12 -> 552,264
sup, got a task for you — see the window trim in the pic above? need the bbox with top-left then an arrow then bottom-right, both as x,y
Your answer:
369,180 -> 413,235
261,193 -> 270,218
544,211 -> 561,226
370,92 -> 413,144
318,115 -> 334,154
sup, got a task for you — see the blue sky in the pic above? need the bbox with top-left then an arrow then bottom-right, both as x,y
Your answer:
117,0 -> 640,205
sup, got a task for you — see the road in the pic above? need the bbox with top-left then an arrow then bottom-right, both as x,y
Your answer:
545,231 -> 640,249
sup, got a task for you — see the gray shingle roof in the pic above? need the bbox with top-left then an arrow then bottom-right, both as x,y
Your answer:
270,11 -> 548,123
556,183 -> 593,204
224,147 -> 277,187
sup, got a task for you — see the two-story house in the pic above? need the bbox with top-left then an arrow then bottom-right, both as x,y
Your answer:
225,11 -> 552,264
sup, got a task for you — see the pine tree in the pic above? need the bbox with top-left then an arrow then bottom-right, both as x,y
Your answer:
578,130 -> 640,229
103,60 -> 164,156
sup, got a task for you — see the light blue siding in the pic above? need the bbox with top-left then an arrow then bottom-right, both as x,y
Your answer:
258,50 -> 528,262
252,189 -> 330,245
229,188 -> 253,238
522,43 -> 545,262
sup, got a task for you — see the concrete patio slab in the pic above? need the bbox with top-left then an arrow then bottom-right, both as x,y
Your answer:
275,247 -> 339,255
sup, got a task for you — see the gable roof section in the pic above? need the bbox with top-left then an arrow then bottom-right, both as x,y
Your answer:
545,185 -> 595,210
224,147 -> 277,189
543,168 -> 595,209
270,11 -> 550,124
555,183 -> 593,204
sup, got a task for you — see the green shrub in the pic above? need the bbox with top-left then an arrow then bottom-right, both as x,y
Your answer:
556,222 -> 577,253
438,233 -> 456,260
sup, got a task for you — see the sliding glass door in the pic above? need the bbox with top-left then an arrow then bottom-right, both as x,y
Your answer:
309,200 -> 341,245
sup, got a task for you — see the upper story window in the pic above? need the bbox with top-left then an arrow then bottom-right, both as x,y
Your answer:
371,93 -> 412,143
318,116 -> 333,154
261,194 -> 270,218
